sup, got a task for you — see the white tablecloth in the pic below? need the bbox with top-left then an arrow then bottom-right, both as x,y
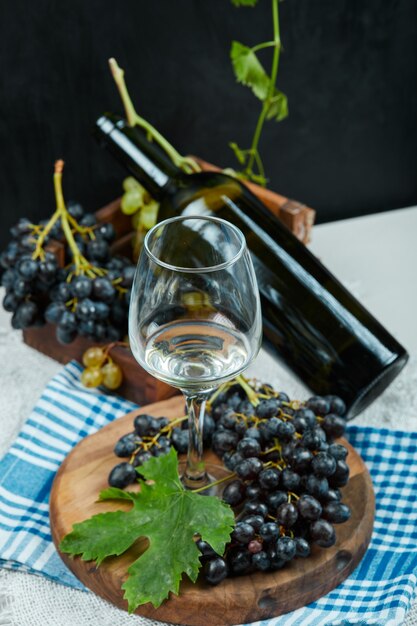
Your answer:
1,206 -> 416,626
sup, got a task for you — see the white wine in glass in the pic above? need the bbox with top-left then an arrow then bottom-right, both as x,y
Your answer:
129,215 -> 262,490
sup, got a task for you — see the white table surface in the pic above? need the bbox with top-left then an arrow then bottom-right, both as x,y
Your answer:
0,206 -> 416,626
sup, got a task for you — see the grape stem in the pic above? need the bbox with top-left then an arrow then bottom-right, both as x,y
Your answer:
31,209 -> 61,261
192,472 -> 236,493
108,58 -> 201,175
32,160 -> 107,279
236,375 -> 260,406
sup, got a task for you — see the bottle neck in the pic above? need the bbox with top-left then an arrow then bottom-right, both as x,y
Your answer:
94,114 -> 181,199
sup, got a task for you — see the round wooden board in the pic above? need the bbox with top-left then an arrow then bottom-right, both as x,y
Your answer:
50,396 -> 375,626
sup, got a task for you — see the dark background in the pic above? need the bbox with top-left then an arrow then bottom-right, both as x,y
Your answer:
1,0 -> 416,249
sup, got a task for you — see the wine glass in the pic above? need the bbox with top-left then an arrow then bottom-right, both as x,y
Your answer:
129,215 -> 262,490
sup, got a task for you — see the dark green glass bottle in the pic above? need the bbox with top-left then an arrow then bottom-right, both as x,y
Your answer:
94,113 -> 408,417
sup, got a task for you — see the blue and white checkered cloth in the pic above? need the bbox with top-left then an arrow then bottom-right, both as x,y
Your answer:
0,361 -> 416,625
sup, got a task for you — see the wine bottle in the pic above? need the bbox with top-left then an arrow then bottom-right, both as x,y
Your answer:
94,113 -> 408,418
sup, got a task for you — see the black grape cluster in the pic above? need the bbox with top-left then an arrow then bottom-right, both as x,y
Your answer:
0,218 -> 60,330
107,379 -> 351,588
201,384 -> 350,585
0,203 -> 135,344
108,413 -> 185,487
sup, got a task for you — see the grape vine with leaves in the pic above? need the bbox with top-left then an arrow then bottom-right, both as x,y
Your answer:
229,0 -> 288,186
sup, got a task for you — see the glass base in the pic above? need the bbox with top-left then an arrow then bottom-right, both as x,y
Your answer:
178,461 -> 233,497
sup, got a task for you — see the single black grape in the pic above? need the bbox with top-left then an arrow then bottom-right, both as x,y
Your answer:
134,414 -> 153,436
306,396 -> 331,416
252,551 -> 271,571
17,257 -> 38,279
276,420 -> 296,442
328,459 -> 350,487
237,400 -> 255,417
258,467 -> 281,490
311,452 -> 337,477
114,432 -> 138,457
44,302 -> 66,324
267,547 -> 285,570
79,213 -> 96,227
310,519 -> 336,547
70,275 -> 92,299
237,437 -> 262,458
265,416 -> 281,438
13,301 -> 39,328
171,428 -> 189,453
301,428 -> 326,451
281,468 -> 301,491
260,522 -> 279,542
14,278 -> 31,298
297,494 -> 322,521
235,457 -> 263,480
305,475 -> 330,499
294,537 -> 311,558
228,549 -> 252,575
322,488 -> 342,503
132,450 -> 153,467
242,515 -> 264,532
96,222 -> 116,242
292,415 -> 309,433
266,490 -> 287,513
86,239 -> 109,263
323,502 -> 351,524
56,325 -> 77,344
121,265 -> 135,288
108,462 -> 137,488
67,201 -> 84,220
290,447 -> 313,473
93,277 -> 116,303
294,408 -> 317,428
222,480 -> 246,506
322,414 -> 347,439
328,443 -> 348,461
276,502 -> 298,527
95,301 -> 111,321
203,557 -> 228,585
276,536 -> 296,561
51,282 -> 72,303
226,392 -> 242,411
59,310 -> 77,331
245,426 -> 261,443
232,522 -> 255,544
218,410 -> 238,430
2,292 -> 20,313
245,482 -> 264,501
255,398 -> 279,419
212,430 -> 239,456
1,268 -> 17,289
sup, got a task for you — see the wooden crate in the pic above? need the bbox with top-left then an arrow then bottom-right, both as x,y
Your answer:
23,177 -> 315,404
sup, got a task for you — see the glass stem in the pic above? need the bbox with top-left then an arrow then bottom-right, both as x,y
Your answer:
182,390 -> 211,489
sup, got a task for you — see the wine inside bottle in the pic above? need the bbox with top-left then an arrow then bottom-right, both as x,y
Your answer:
94,114 -> 408,417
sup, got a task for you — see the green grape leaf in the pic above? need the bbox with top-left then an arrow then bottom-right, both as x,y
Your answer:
229,141 -> 247,165
231,0 -> 259,6
266,90 -> 289,122
60,449 -> 234,612
230,41 -> 271,101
